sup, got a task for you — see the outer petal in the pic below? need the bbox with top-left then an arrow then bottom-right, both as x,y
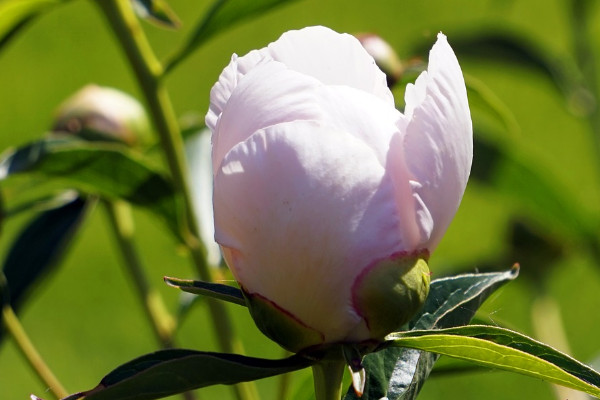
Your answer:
211,61 -> 324,174
213,120 -> 411,343
402,33 -> 473,250
206,50 -> 269,133
211,60 -> 405,174
265,26 -> 393,103
206,26 -> 393,133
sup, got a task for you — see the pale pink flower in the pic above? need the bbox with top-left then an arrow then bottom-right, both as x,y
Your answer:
207,26 -> 472,351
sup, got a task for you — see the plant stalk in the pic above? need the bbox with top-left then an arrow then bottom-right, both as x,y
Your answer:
104,199 -> 199,400
103,199 -> 176,347
94,2 -> 257,399
312,359 -> 346,400
2,304 -> 68,399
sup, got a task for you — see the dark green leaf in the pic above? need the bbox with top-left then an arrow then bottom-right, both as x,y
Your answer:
0,137 -> 183,239
165,0 -> 299,73
131,0 -> 181,29
0,271 -> 8,306
0,0 -> 64,53
51,349 -> 314,400
344,266 -> 519,400
164,276 -> 246,306
386,325 -> 600,398
2,195 -> 88,308
0,195 -> 88,343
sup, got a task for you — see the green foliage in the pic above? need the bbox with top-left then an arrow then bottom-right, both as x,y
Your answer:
165,0 -> 300,72
387,325 -> 600,398
447,30 -> 585,104
76,266 -> 518,400
164,277 -> 246,306
54,350 -> 315,400
0,137 -> 183,239
471,135 -> 596,242
131,0 -> 181,29
1,195 -> 88,336
2,1 -> 600,400
0,0 -> 64,52
344,267 -> 519,400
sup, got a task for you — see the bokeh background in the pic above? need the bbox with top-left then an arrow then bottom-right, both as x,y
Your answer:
1,0 -> 600,399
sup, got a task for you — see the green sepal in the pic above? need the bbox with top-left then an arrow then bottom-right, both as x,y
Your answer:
164,276 -> 246,306
243,289 -> 325,353
353,256 -> 430,339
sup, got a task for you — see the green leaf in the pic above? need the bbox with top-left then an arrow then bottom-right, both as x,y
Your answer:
165,0 -> 299,73
0,137 -> 183,239
131,0 -> 181,30
164,277 -> 246,306
50,349 -> 314,400
0,195 -> 89,343
386,325 -> 600,398
344,266 -> 519,400
2,195 -> 88,307
0,0 -> 64,53
0,271 -> 8,307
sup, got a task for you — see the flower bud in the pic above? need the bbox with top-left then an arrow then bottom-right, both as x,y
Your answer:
53,85 -> 150,146
207,27 -> 472,352
352,253 -> 430,340
356,33 -> 403,87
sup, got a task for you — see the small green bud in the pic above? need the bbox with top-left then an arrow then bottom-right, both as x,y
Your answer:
353,254 -> 430,339
243,289 -> 325,353
52,85 -> 151,147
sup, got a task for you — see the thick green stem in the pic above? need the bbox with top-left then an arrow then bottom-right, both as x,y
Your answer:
2,304 -> 68,399
94,2 -> 257,399
312,359 -> 346,400
103,199 -> 176,347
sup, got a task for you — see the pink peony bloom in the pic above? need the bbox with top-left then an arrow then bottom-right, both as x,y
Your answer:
207,26 -> 472,352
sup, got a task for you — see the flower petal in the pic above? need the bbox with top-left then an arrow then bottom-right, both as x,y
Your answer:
206,50 -> 269,133
265,26 -> 393,103
211,60 -> 404,174
206,26 -> 394,133
213,120 -> 411,342
402,33 -> 473,250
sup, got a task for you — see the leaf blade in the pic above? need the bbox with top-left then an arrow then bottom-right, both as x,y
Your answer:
0,0 -> 63,53
131,0 -> 181,29
0,138 -> 183,240
164,277 -> 246,306
165,0 -> 299,72
50,349 -> 315,400
387,325 -> 600,398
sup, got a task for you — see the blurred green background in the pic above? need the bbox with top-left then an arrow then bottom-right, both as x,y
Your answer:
1,0 -> 600,399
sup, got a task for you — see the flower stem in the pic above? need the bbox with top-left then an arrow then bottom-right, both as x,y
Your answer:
2,304 -> 68,399
94,2 -> 257,399
103,199 -> 176,347
312,359 -> 346,400
104,199 -> 198,400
